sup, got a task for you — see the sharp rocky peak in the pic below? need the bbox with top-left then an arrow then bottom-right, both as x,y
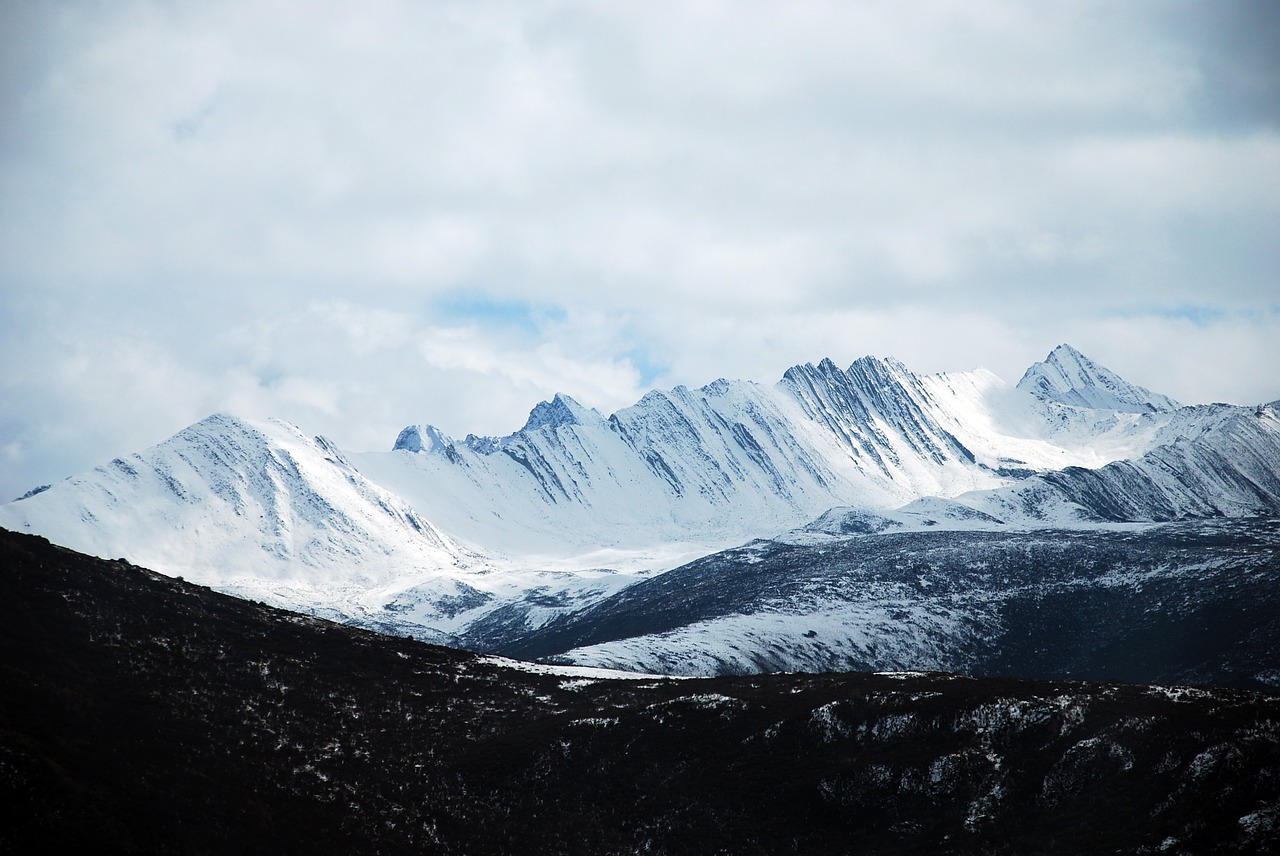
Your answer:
519,393 -> 599,433
393,395 -> 600,456
784,354 -> 911,383
847,354 -> 915,383
1016,344 -> 1180,414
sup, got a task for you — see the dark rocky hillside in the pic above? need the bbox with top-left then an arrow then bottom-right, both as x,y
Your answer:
2,527 -> 1278,855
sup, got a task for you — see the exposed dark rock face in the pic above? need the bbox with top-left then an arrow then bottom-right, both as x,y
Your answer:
2,527 -> 1278,855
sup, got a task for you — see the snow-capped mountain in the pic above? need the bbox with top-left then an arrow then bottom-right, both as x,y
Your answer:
0,414 -> 471,611
2,344 -> 1277,657
1017,343 -> 1180,413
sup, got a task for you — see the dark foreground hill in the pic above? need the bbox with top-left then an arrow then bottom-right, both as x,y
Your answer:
2,528 -> 1278,855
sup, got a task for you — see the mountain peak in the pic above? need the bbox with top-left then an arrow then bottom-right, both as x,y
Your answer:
785,355 -> 909,386
393,424 -> 454,454
183,411 -> 255,436
520,393 -> 599,433
848,354 -> 912,377
1016,344 -> 1179,413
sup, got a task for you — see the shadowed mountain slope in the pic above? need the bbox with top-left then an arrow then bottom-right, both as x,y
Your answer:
489,519 -> 1280,686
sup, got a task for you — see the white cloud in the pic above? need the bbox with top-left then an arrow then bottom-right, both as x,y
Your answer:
415,316 -> 648,421
1,0 -> 1277,501
1080,312 -> 1280,406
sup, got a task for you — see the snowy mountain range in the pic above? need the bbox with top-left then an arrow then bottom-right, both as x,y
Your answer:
3,344 -> 1278,679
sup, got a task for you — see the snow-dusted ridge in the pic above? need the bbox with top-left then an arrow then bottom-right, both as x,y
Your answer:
2,345 -> 1278,650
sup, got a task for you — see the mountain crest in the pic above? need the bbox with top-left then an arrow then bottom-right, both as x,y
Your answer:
393,424 -> 454,454
520,393 -> 599,433
1016,344 -> 1179,413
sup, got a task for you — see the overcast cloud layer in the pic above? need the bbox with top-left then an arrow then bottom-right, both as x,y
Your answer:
2,0 -> 1278,501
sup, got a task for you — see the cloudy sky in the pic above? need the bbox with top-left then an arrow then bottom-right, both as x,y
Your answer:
2,0 -> 1278,501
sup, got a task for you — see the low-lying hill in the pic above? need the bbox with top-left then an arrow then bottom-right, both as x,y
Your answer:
3,527 -> 1278,855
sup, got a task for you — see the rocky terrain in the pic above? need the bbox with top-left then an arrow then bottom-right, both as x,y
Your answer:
4,527 -> 1279,855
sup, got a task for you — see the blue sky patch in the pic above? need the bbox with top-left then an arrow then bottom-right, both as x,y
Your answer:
623,347 -> 668,388
432,294 -> 566,335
